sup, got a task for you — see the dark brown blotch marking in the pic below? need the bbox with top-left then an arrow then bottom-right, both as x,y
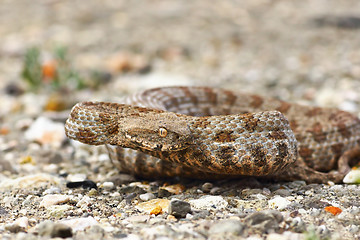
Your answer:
250,95 -> 264,108
189,149 -> 212,168
250,145 -> 268,167
76,129 -> 97,141
242,114 -> 259,132
223,90 -> 237,106
215,146 -> 236,167
219,146 -> 235,158
203,87 -> 218,105
164,97 -> 180,110
305,107 -> 322,117
274,142 -> 289,168
308,122 -> 327,142
298,147 -> 313,162
331,143 -> 344,157
192,118 -> 211,128
181,87 -> 199,105
214,130 -> 236,142
336,122 -> 352,139
240,156 -> 254,175
289,120 -> 299,132
267,131 -> 287,141
134,152 -> 150,174
276,101 -> 292,114
328,111 -> 359,124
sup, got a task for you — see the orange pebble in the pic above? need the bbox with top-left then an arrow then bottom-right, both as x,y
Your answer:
0,127 -> 9,135
150,206 -> 162,215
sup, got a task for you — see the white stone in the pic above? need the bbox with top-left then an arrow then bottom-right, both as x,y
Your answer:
40,194 -> 70,208
268,196 -> 291,210
189,195 -> 228,210
139,193 -> 156,201
66,173 -> 87,182
43,187 -> 61,195
14,217 -> 29,229
102,181 -> 115,190
60,216 -> 98,232
47,205 -> 72,217
76,196 -> 92,208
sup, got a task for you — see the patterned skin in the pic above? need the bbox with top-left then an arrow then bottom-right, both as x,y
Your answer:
65,87 -> 360,183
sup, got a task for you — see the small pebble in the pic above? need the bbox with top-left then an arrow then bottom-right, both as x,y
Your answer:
209,219 -> 245,236
268,196 -> 291,210
210,187 -> 222,195
47,205 -> 72,217
244,210 -> 283,233
201,182 -> 213,193
273,189 -> 291,197
43,187 -> 61,195
289,217 -> 306,233
139,193 -> 156,201
168,199 -> 191,218
125,215 -> 150,223
102,181 -> 115,190
37,221 -> 73,238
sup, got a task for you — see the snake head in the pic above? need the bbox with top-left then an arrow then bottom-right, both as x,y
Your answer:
65,101 -> 194,151
116,111 -> 194,152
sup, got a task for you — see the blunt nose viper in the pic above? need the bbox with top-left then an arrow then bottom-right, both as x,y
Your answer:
65,86 -> 360,183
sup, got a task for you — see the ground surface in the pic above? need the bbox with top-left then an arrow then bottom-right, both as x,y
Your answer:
0,0 -> 360,239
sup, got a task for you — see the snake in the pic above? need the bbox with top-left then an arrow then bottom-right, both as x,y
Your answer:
64,86 -> 360,183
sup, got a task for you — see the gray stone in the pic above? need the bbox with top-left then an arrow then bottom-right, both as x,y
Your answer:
37,221 -> 72,238
201,182 -> 213,193
5,224 -> 24,233
209,219 -> 245,236
168,199 -> 191,218
289,217 -> 306,233
244,210 -> 283,233
158,188 -> 172,197
192,210 -> 211,220
273,189 -> 291,197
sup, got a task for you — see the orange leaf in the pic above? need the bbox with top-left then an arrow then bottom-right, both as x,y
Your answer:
324,206 -> 342,216
42,60 -> 57,80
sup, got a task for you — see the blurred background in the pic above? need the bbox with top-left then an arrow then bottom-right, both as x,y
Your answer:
1,0 -> 360,112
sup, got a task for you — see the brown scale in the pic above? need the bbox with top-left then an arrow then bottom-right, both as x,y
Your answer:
65,86 -> 360,183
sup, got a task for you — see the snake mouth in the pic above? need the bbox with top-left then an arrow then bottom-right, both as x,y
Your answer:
124,133 -> 190,152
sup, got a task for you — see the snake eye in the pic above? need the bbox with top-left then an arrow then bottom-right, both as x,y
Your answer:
158,127 -> 168,137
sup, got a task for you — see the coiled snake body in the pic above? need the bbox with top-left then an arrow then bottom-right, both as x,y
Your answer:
65,87 -> 360,183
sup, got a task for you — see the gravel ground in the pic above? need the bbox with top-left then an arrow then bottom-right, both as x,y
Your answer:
1,1 -> 360,239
